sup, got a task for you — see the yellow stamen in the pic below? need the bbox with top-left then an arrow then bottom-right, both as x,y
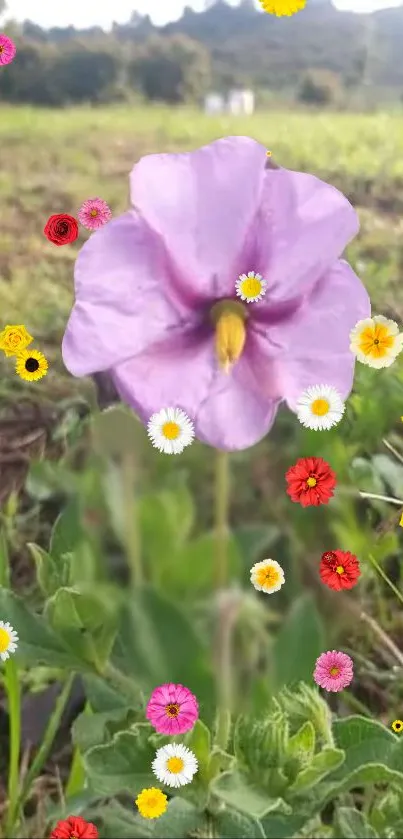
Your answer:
162,421 -> 180,440
166,757 -> 184,774
165,703 -> 180,718
311,398 -> 330,416
330,667 -> 340,676
306,477 -> 317,487
0,628 -> 10,653
336,566 -> 344,574
256,566 -> 280,588
211,300 -> 247,373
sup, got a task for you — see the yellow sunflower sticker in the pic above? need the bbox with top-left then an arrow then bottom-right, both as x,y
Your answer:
391,719 -> 403,733
15,349 -> 48,381
259,0 -> 306,16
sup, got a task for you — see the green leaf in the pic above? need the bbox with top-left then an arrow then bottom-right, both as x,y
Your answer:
234,525 -> 281,566
372,454 -> 403,498
148,798 -> 204,839
0,530 -> 10,588
172,530 -> 241,595
27,543 -> 70,597
272,595 -> 325,688
25,460 -> 76,501
97,801 -> 155,839
0,586 -> 87,669
50,497 -> 83,560
288,748 -> 345,794
334,807 -> 378,838
45,586 -> 118,670
72,707 -> 139,753
83,726 -> 156,796
321,716 -> 403,800
259,812 -> 308,839
211,771 -> 290,820
83,674 -> 135,712
112,586 -> 214,721
287,721 -> 316,765
215,808 -> 265,838
184,719 -> 211,778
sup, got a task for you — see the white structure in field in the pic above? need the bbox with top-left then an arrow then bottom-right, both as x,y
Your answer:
204,93 -> 225,114
227,89 -> 255,115
203,89 -> 255,116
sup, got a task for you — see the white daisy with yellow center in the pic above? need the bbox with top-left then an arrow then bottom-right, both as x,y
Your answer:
152,743 -> 198,788
0,621 -> 18,661
250,559 -> 285,594
147,407 -> 195,455
235,271 -> 267,303
350,315 -> 403,369
296,384 -> 345,431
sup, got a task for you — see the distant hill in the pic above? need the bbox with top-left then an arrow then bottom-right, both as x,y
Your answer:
107,0 -> 403,91
7,0 -> 403,104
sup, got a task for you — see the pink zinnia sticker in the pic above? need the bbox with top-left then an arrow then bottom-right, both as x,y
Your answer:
146,683 -> 199,735
78,197 -> 112,231
0,34 -> 16,66
314,650 -> 354,692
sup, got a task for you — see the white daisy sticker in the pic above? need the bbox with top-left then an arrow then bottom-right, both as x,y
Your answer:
152,743 -> 198,788
0,621 -> 19,661
147,407 -> 195,455
296,385 -> 345,431
235,271 -> 267,303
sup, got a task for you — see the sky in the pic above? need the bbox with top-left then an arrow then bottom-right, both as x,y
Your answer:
1,0 -> 402,29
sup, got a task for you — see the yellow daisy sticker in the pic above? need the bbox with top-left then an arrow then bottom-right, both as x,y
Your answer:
0,324 -> 33,357
135,788 -> 168,820
350,316 -> 403,369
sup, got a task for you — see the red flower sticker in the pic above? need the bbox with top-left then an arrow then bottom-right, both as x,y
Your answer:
320,550 -> 360,591
285,456 -> 336,507
44,214 -> 79,246
50,815 -> 98,839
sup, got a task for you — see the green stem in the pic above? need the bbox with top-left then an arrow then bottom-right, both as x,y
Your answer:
4,658 -> 21,838
368,553 -> 403,609
15,674 -> 75,822
122,455 -> 143,588
213,450 -> 232,751
214,450 -> 230,589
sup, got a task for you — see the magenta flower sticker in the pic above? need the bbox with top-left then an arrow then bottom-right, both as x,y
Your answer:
62,137 -> 370,451
314,650 -> 354,692
78,198 -> 112,231
0,34 -> 16,66
146,683 -> 199,735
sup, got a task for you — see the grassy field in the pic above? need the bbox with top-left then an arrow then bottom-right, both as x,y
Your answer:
2,104 -> 403,837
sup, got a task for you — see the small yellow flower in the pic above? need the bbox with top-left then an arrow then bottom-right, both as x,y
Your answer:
391,719 -> 403,733
350,316 -> 403,369
15,349 -> 48,381
0,324 -> 33,357
259,0 -> 306,16
135,787 -> 168,820
250,558 -> 285,594
400,512 -> 403,528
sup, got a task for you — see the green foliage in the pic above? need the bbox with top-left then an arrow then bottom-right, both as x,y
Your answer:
129,34 -> 212,103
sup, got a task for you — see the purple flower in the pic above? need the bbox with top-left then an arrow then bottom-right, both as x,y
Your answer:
62,136 -> 370,451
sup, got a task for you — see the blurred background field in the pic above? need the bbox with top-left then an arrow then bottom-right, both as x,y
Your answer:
2,0 -> 403,837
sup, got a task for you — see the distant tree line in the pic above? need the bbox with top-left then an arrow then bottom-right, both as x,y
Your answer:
0,31 -> 213,106
0,0 -> 402,108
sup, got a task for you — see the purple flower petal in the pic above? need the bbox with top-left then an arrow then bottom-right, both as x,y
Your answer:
62,212 -> 190,376
274,260 -> 370,409
112,326 -> 281,450
238,167 -> 359,308
129,136 -> 267,302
